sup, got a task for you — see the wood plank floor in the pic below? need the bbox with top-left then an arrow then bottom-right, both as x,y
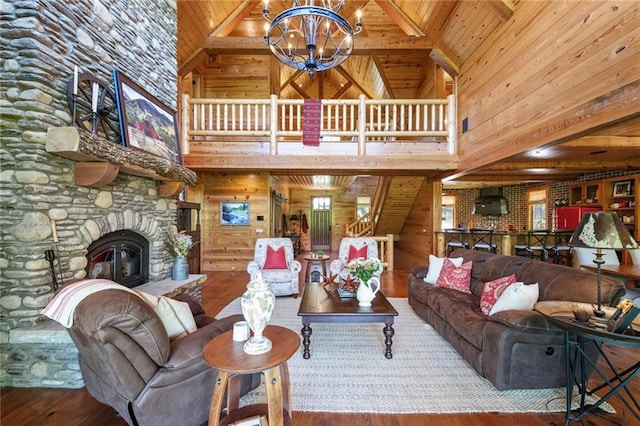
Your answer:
2,262 -> 639,426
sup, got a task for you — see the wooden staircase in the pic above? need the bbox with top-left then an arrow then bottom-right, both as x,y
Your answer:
346,176 -> 424,237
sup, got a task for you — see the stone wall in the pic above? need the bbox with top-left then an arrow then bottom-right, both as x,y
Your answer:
1,0 -> 180,387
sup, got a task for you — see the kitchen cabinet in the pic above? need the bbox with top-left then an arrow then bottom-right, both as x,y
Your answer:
553,207 -> 601,231
568,181 -> 602,207
602,175 -> 638,241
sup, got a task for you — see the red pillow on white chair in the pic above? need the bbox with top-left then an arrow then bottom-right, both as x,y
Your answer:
263,246 -> 288,269
347,245 -> 368,262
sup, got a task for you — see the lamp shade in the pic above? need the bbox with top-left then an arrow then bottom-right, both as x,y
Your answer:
569,211 -> 638,249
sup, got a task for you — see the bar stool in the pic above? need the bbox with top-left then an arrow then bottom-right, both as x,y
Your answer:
549,230 -> 574,265
445,227 -> 469,254
469,227 -> 497,253
514,230 -> 551,261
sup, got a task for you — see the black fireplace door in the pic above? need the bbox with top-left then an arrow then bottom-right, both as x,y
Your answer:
86,230 -> 149,288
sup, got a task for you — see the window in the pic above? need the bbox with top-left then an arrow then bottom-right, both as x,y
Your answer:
441,194 -> 457,229
356,197 -> 371,220
527,187 -> 548,230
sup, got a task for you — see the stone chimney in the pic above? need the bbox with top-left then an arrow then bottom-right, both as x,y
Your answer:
1,0 -> 183,388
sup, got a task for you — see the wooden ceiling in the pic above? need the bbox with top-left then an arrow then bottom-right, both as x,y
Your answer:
177,1 -> 640,189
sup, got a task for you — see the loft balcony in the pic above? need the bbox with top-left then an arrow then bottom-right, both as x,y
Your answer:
181,94 -> 459,173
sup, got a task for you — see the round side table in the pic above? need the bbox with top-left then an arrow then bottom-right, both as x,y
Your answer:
203,325 -> 299,426
303,255 -> 330,282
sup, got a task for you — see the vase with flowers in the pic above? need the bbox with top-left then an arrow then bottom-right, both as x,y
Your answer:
165,228 -> 195,280
346,257 -> 382,306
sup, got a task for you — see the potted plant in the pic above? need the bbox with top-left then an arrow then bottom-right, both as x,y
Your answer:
316,250 -> 324,257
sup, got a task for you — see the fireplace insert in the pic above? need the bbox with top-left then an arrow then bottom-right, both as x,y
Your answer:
86,230 -> 149,288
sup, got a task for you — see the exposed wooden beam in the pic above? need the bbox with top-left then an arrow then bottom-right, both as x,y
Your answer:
332,80 -> 353,99
178,48 -> 209,77
429,48 -> 459,77
482,160 -> 640,171
487,0 -> 515,22
372,56 -> 396,99
185,154 -> 458,173
202,36 -> 433,55
564,136 -> 640,147
334,65 -> 375,99
374,0 -> 426,37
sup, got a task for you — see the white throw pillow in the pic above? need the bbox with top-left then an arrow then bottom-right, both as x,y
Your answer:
489,282 -> 539,315
424,255 -> 463,284
136,291 -> 197,340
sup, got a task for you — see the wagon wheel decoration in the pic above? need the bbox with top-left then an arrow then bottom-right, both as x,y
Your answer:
66,72 -> 122,144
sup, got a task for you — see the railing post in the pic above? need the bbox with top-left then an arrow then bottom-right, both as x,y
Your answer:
270,94 -> 278,155
181,93 -> 190,155
358,94 -> 366,155
447,94 -> 457,155
387,234 -> 394,271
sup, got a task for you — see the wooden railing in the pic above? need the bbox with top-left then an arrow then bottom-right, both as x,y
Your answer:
375,234 -> 395,272
181,94 -> 457,156
346,212 -> 373,237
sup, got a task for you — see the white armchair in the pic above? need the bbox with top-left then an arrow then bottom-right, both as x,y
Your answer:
330,237 -> 383,281
247,238 -> 302,296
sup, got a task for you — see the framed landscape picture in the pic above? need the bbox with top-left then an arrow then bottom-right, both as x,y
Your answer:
220,202 -> 250,225
112,69 -> 182,164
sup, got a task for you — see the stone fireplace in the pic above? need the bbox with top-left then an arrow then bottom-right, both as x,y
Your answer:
0,0 -> 186,388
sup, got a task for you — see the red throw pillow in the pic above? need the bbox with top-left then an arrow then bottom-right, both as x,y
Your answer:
347,245 -> 368,263
263,246 -> 288,269
436,258 -> 472,293
480,274 -> 517,315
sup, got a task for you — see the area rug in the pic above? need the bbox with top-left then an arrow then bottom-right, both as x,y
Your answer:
218,297 -> 613,414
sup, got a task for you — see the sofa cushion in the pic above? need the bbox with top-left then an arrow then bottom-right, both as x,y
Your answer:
436,259 -> 472,293
480,274 -> 517,315
490,282 -> 539,315
425,287 -> 485,350
263,245 -> 288,269
425,254 -> 463,284
450,248 -> 495,297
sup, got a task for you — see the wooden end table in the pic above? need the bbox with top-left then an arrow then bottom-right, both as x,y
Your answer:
203,325 -> 299,426
297,281 -> 398,359
534,301 -> 640,425
303,254 -> 330,282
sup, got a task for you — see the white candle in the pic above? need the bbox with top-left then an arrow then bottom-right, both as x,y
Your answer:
50,220 -> 59,243
73,65 -> 78,96
91,82 -> 98,113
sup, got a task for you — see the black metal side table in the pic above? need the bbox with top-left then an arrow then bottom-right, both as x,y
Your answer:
535,301 -> 640,425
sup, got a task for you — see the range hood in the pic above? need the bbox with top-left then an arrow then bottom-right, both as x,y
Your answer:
473,187 -> 509,216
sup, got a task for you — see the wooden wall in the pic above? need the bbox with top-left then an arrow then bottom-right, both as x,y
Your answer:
199,172 -> 270,271
395,179 -> 441,270
456,1 -> 639,172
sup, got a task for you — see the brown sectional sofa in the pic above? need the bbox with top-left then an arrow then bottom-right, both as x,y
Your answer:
408,248 -> 625,390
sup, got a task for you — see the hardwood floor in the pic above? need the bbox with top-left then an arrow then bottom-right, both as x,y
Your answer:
2,263 -> 638,426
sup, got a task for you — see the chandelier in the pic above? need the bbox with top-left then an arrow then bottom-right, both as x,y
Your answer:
263,1 -> 363,78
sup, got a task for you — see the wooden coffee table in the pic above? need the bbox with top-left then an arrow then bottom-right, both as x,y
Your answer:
297,282 -> 398,359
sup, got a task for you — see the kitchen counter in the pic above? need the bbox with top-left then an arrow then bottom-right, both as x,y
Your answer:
434,230 -> 532,257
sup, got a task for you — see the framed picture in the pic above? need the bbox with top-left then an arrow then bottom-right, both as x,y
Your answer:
613,180 -> 632,197
220,202 -> 250,225
112,69 -> 182,164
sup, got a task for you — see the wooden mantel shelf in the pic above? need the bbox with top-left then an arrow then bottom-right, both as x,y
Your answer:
46,127 -> 197,197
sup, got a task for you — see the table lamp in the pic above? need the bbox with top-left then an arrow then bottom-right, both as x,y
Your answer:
569,211 -> 638,317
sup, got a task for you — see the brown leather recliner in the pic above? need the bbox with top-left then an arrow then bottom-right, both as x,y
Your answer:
67,289 -> 260,426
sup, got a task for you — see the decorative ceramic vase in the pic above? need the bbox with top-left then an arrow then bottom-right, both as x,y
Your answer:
356,277 -> 380,307
171,256 -> 188,280
241,272 -> 275,354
